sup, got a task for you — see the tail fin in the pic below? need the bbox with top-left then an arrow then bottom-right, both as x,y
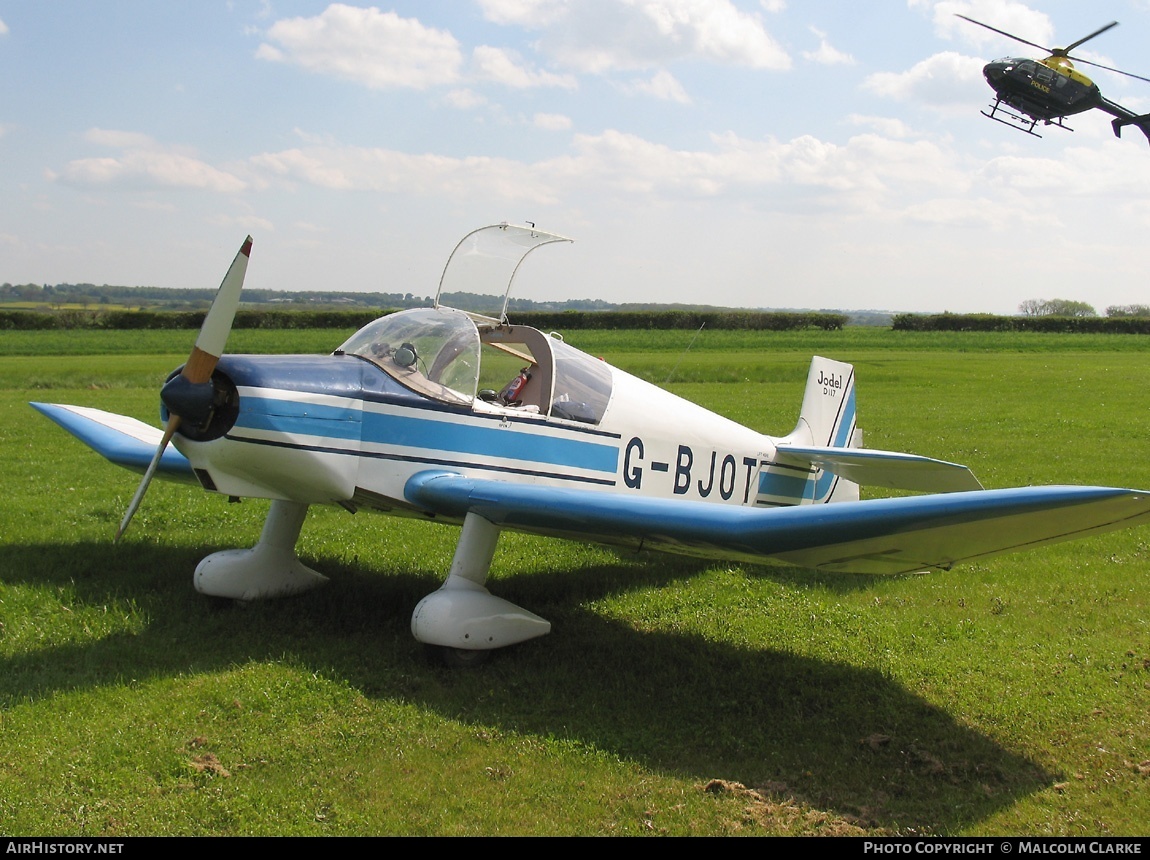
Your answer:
756,357 -> 859,506
1102,99 -> 1150,145
1111,114 -> 1150,145
788,356 -> 856,449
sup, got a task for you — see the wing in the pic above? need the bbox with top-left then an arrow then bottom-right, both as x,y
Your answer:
31,402 -> 196,484
774,443 -> 983,493
405,470 -> 1150,574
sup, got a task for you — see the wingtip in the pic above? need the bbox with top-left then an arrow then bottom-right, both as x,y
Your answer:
241,236 -> 253,257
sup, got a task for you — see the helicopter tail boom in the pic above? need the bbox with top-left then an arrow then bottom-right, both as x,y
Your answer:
1109,113 -> 1150,145
1098,98 -> 1150,145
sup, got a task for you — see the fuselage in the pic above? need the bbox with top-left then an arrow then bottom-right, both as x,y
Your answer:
982,56 -> 1101,120
171,308 -> 845,522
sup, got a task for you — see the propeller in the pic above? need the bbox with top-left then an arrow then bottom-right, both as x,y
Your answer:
115,236 -> 252,541
956,14 -> 1150,84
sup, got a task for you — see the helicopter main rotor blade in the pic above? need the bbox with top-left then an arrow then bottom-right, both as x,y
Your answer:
955,14 -> 1050,55
1066,54 -> 1150,84
957,15 -> 1150,85
1063,21 -> 1118,54
115,236 -> 252,541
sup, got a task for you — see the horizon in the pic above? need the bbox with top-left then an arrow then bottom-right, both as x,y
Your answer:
3,1 -> 1150,315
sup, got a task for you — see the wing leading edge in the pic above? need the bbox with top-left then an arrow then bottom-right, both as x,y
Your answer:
405,470 -> 1150,574
31,403 -> 196,483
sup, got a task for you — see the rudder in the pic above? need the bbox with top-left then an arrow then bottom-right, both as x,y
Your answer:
758,357 -> 860,505
787,356 -> 856,449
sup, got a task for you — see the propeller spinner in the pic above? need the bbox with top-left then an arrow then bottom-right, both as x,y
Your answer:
115,236 -> 252,540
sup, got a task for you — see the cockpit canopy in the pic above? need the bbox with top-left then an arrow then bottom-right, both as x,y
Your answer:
338,307 -> 613,424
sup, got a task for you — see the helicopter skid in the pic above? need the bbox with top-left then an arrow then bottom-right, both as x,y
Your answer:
982,100 -> 1074,137
982,106 -> 1042,137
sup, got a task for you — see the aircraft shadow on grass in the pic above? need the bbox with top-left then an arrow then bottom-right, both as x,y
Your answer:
0,540 -> 1052,832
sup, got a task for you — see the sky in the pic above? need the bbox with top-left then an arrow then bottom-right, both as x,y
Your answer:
3,0 -> 1150,314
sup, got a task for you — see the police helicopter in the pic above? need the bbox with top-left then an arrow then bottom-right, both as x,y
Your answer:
957,14 -> 1150,142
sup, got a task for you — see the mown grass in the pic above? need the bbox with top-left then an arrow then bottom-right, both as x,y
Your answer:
1,328 -> 1148,835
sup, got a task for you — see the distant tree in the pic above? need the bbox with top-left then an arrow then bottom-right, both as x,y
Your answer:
1105,304 -> 1150,318
1046,299 -> 1096,317
1018,298 -> 1096,317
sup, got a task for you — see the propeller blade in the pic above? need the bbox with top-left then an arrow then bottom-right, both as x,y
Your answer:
115,415 -> 180,541
185,234 -> 253,384
114,236 -> 253,541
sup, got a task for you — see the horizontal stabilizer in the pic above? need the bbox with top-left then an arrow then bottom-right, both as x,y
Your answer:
774,444 -> 982,493
31,403 -> 196,483
406,471 -> 1150,575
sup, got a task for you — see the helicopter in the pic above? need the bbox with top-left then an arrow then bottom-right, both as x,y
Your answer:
957,14 -> 1150,143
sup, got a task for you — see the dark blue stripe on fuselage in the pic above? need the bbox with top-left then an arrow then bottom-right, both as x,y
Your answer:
235,397 -> 618,473
219,354 -> 619,474
757,386 -> 856,503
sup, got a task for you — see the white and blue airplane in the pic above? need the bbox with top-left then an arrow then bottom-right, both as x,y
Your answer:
32,224 -> 1150,664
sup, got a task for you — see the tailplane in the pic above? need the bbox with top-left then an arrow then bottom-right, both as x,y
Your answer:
762,356 -> 982,505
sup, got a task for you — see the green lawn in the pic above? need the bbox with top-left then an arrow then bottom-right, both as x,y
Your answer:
1,328 -> 1147,835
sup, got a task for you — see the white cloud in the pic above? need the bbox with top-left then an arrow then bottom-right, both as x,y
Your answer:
249,145 -> 563,204
533,112 -> 573,131
208,213 -> 275,233
847,115 -> 916,139
444,88 -> 488,109
978,142 -> 1150,197
624,68 -> 691,103
49,129 -> 247,193
901,196 -> 1046,230
802,27 -> 854,65
245,125 -> 973,215
0,17 -> 9,36
256,4 -> 463,90
471,45 -> 577,89
914,0 -> 1053,51
863,51 -> 986,107
477,0 -> 569,27
480,0 -> 791,72
84,128 -> 158,149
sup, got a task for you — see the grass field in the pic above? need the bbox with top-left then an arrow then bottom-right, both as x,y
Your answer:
1,327 -> 1148,836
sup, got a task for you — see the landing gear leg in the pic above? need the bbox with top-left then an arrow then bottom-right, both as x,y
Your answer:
194,499 -> 328,601
411,511 -> 551,665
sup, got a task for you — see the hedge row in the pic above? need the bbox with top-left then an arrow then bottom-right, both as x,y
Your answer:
0,309 -> 391,331
507,310 -> 847,330
892,313 -> 1150,334
0,308 -> 847,332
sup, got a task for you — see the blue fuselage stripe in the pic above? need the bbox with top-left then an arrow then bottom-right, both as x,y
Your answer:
235,396 -> 619,474
758,471 -> 811,500
758,388 -> 856,503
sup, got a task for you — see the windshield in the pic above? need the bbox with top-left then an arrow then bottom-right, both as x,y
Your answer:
338,308 -> 480,405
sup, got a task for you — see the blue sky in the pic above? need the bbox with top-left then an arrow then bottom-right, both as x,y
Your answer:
3,0 -> 1150,313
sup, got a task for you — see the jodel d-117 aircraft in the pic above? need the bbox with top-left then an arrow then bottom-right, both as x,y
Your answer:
32,224 -> 1150,664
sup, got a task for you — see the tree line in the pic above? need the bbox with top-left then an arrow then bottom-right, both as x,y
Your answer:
1017,298 -> 1150,318
0,307 -> 848,332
